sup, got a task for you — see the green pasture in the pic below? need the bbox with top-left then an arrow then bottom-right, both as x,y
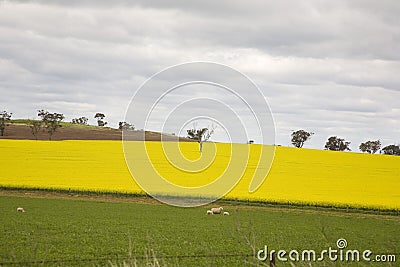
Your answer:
0,195 -> 398,266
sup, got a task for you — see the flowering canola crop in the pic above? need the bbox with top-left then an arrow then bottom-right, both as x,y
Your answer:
0,140 -> 399,209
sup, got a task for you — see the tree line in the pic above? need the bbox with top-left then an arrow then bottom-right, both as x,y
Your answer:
0,110 -> 134,140
1,109 -> 399,156
290,129 -> 400,155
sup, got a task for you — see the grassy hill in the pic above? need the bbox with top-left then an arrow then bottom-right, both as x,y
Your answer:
1,120 -> 193,141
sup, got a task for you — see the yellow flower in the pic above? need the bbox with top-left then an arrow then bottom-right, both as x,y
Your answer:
0,140 -> 398,210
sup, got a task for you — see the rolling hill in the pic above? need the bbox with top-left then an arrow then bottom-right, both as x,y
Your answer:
0,120 -> 193,141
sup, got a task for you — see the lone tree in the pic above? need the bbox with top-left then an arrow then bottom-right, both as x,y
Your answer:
29,120 -> 42,140
359,140 -> 381,154
94,113 -> 107,126
38,110 -> 65,140
291,129 -> 314,148
119,121 -> 135,130
0,110 -> 12,136
187,124 -> 216,153
381,144 -> 400,156
324,136 -> 351,151
72,117 -> 88,125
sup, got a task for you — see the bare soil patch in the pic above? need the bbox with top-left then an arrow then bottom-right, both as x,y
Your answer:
0,123 -> 193,141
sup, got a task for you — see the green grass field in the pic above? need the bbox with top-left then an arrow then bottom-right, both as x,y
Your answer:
0,195 -> 398,266
9,119 -> 109,130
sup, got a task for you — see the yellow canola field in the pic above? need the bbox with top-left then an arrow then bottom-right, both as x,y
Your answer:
0,140 -> 399,209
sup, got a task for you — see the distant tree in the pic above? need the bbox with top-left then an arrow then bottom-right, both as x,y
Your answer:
187,124 -> 216,153
94,113 -> 107,127
291,129 -> 314,148
381,144 -> 400,156
118,121 -> 135,130
38,110 -> 64,140
0,110 -> 12,136
324,136 -> 351,151
359,140 -> 381,154
29,120 -> 42,140
72,117 -> 88,125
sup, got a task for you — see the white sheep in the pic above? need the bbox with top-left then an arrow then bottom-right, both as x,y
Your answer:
210,207 -> 223,214
223,211 -> 230,216
17,207 -> 25,213
206,210 -> 213,215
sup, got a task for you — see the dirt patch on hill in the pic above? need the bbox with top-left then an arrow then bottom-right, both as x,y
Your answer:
0,123 -> 194,141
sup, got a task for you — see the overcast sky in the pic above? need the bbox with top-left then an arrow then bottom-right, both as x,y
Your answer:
0,0 -> 399,149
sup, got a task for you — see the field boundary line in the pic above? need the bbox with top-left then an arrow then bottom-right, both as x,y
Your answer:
0,186 -> 399,216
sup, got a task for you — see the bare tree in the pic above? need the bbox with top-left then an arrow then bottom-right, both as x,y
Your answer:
187,123 -> 216,153
0,110 -> 12,136
29,120 -> 42,140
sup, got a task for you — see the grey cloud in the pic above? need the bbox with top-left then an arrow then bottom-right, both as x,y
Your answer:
0,1 -> 399,148
6,0 -> 399,61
